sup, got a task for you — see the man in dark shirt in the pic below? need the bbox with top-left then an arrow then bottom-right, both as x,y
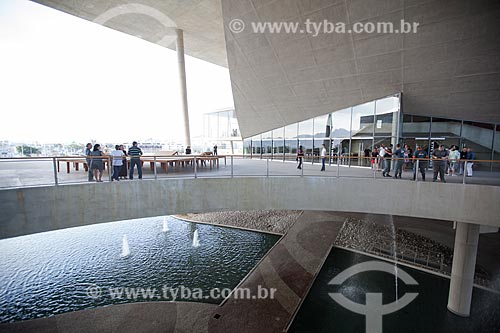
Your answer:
383,144 -> 393,177
85,143 -> 93,181
466,147 -> 476,177
432,144 -> 448,182
413,146 -> 428,181
128,141 -> 143,180
459,147 -> 467,175
393,144 -> 406,179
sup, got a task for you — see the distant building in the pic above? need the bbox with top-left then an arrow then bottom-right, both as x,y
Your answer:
201,108 -> 242,154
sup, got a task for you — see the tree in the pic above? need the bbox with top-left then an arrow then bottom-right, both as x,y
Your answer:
16,145 -> 41,156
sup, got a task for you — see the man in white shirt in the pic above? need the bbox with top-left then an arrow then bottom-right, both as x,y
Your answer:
320,144 -> 327,171
111,145 -> 124,181
378,144 -> 386,171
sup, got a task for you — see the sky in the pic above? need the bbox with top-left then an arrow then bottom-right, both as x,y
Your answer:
0,0 -> 234,144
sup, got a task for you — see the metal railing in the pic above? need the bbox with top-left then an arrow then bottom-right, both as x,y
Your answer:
0,154 -> 499,189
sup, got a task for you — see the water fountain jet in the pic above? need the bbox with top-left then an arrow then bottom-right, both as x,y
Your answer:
121,235 -> 130,257
162,217 -> 169,233
192,230 -> 200,247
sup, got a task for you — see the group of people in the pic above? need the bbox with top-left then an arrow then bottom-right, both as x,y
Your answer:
85,141 -> 143,182
298,142 -> 477,182
371,143 -> 476,182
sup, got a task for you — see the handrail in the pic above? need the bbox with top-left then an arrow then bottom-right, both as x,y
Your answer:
0,155 -> 498,163
0,154 -> 499,190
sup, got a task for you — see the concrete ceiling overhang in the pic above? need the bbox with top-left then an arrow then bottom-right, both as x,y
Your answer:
32,0 -> 500,139
32,0 -> 228,67
221,0 -> 500,138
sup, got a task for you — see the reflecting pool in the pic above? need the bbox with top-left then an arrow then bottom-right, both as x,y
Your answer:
290,248 -> 500,332
0,216 -> 279,323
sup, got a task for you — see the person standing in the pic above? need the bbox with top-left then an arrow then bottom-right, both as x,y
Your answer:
448,146 -> 460,176
297,145 -> 304,169
85,143 -> 93,182
413,146 -> 428,181
378,144 -> 386,171
382,144 -> 393,177
111,145 -> 124,181
363,148 -> 371,167
320,144 -> 327,171
371,147 -> 379,170
432,144 -> 448,182
90,144 -> 104,182
393,144 -> 406,179
213,144 -> 218,156
128,141 -> 143,180
466,147 -> 476,177
459,147 -> 467,175
118,145 -> 128,179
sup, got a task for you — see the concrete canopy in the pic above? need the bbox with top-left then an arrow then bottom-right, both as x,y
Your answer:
32,0 -> 228,67
33,0 -> 500,138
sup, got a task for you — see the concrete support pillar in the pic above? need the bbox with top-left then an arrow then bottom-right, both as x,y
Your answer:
175,29 -> 191,147
447,222 -> 480,317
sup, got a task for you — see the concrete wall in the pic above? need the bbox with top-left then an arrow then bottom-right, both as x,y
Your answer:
221,0 -> 500,137
1,178 -> 499,239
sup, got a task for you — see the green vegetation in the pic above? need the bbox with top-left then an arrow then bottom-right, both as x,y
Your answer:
16,145 -> 41,156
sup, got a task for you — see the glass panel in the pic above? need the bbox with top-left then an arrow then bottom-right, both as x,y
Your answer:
204,112 -> 219,138
285,123 -> 298,159
261,131 -> 272,156
229,111 -> 240,137
272,127 -> 285,159
331,108 -> 351,139
375,95 -> 399,136
243,139 -> 252,156
331,108 -> 351,165
313,114 -> 331,162
218,111 -> 230,138
298,119 -> 314,158
402,114 -> 431,138
352,101 -> 375,138
351,138 -> 374,166
251,135 -> 261,155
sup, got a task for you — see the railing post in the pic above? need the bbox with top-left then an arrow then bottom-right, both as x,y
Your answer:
462,161 -> 467,185
373,157 -> 376,179
154,156 -> 157,180
108,156 -> 112,182
52,157 -> 58,186
231,156 -> 234,178
415,159 -> 419,182
337,155 -> 340,178
194,157 -> 198,179
266,157 -> 269,177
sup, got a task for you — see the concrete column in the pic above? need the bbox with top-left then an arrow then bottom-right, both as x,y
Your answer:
447,222 -> 480,317
175,29 -> 191,147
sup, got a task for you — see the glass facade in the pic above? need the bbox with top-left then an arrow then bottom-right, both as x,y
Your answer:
243,94 -> 402,165
202,109 -> 242,154
244,93 -> 499,170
